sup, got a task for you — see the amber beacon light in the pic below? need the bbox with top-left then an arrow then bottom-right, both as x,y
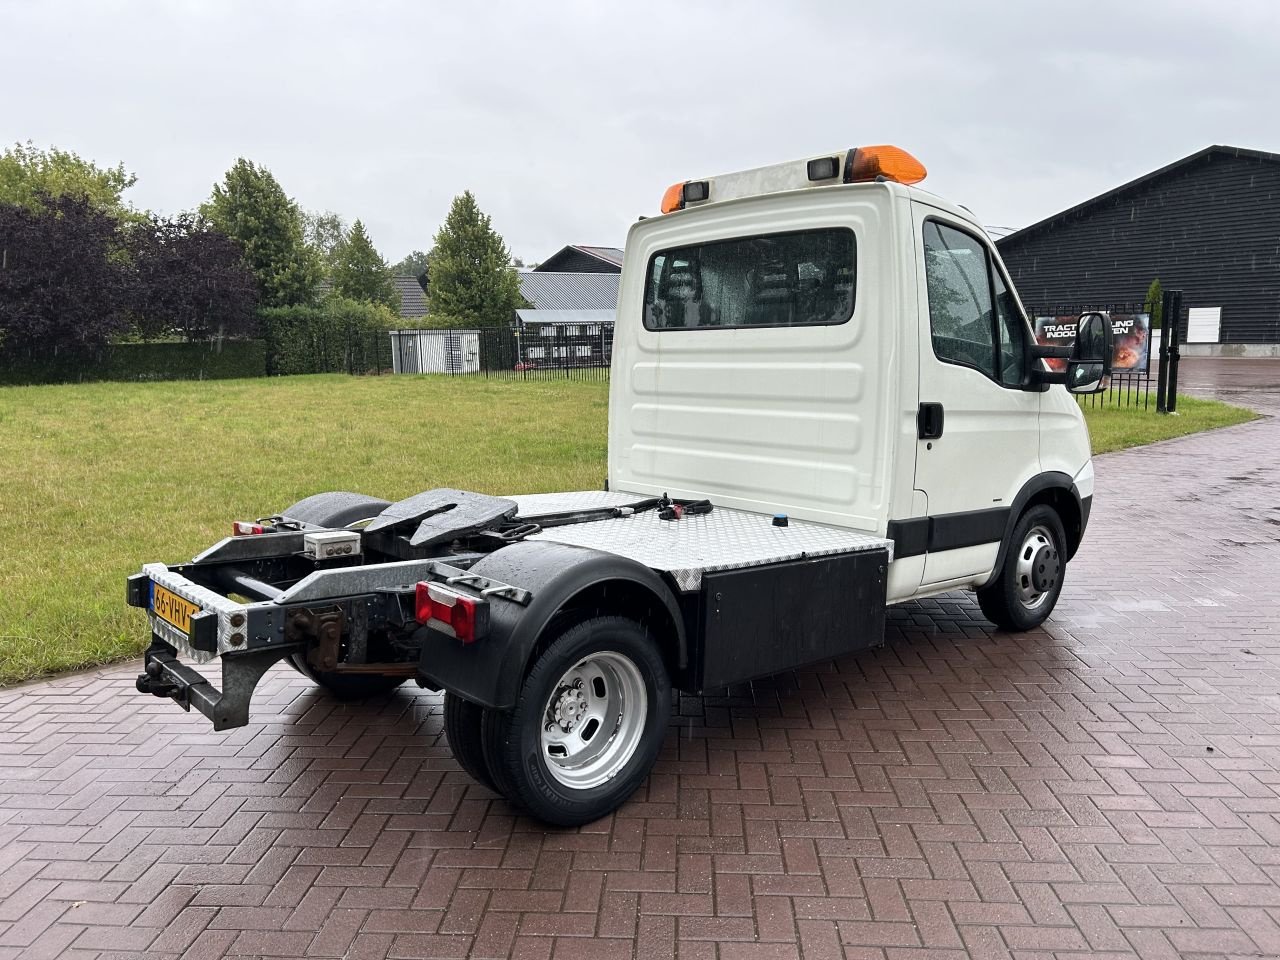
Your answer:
660,182 -> 685,215
843,145 -> 927,185
660,179 -> 709,215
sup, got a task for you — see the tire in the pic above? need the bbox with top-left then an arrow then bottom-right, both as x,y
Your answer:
977,504 -> 1068,631
280,491 -> 391,528
444,692 -> 497,791
481,616 -> 671,827
278,491 -> 403,699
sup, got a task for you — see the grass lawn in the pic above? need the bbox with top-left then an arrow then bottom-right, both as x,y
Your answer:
0,375 -> 607,686
1082,395 -> 1257,454
0,374 -> 1258,686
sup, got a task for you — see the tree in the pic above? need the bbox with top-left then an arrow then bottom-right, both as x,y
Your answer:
130,214 -> 259,341
0,142 -> 137,219
390,249 -> 430,277
329,219 -> 400,311
200,159 -> 320,308
0,194 -> 135,356
1144,277 -> 1163,329
424,191 -> 525,328
304,209 -> 347,275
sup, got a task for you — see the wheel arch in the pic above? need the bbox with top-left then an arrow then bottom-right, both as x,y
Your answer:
418,540 -> 685,710
980,472 -> 1083,590
542,579 -> 685,676
279,491 -> 391,528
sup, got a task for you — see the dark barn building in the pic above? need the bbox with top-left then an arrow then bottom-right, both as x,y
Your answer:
535,245 -> 623,273
997,145 -> 1280,348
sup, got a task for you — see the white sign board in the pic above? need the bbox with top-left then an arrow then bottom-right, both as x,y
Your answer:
1186,307 -> 1221,343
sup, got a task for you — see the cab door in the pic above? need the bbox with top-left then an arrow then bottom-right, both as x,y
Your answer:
910,203 -> 1041,587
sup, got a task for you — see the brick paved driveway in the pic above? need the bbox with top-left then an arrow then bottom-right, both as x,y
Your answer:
2,359 -> 1279,959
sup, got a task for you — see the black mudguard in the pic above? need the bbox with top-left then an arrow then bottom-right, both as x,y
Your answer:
979,471 -> 1086,590
416,539 -> 685,710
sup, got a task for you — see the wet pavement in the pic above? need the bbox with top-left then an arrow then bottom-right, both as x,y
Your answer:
1,358 -> 1279,959
1174,356 -> 1280,414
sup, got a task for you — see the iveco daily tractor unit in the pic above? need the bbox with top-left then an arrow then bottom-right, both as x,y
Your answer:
129,145 -> 1112,825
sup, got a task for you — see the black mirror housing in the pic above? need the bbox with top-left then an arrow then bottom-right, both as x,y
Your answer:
1065,312 -> 1113,394
1072,312 -> 1112,363
1030,311 -> 1115,393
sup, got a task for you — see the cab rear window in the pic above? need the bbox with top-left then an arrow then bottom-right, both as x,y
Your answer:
643,228 -> 856,330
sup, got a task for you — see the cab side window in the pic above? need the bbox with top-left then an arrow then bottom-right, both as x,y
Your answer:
922,221 -> 998,379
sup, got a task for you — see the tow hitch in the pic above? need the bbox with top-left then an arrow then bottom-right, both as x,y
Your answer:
136,639 -> 300,731
135,659 -> 181,699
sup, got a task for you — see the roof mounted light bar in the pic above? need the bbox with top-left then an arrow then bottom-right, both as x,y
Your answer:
660,144 -> 927,214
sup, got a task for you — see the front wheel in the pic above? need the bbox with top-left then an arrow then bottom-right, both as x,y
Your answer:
482,617 -> 671,827
977,504 -> 1067,631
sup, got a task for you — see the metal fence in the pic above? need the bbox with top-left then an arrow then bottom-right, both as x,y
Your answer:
1024,302 -> 1160,409
388,324 -> 614,380
336,325 -> 395,376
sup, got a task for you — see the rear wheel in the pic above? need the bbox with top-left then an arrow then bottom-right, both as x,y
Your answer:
977,504 -> 1067,631
279,492 -> 405,699
482,616 -> 670,827
444,692 -> 497,791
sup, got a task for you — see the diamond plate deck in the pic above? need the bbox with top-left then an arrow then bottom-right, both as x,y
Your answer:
509,491 -> 892,591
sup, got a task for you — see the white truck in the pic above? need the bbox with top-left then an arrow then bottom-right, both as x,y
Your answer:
129,145 -> 1111,826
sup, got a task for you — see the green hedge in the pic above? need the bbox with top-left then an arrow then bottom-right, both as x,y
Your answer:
0,339 -> 267,386
258,297 -> 398,376
0,298 -> 399,385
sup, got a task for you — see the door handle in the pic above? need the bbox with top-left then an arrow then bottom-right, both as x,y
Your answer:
917,402 -> 944,440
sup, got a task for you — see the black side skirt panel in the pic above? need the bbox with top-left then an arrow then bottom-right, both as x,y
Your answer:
887,507 -> 1008,560
690,549 -> 889,691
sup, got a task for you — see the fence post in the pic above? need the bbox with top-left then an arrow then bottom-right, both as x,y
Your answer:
1164,289 -> 1183,414
1155,289 -> 1175,412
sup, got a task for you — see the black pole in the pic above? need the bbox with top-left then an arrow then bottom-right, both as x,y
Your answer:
1155,289 -> 1174,413
1165,289 -> 1183,414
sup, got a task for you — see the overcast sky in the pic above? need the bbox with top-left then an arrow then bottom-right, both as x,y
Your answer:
5,0 -> 1278,264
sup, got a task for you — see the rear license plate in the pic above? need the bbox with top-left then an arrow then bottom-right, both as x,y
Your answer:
151,584 -> 200,635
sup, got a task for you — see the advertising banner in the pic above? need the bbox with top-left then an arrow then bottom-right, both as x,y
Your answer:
1033,313 -> 1151,373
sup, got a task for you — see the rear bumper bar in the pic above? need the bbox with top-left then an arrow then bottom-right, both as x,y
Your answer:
136,638 -> 300,731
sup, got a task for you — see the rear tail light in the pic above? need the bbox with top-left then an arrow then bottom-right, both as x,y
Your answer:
232,521 -> 266,536
415,582 -> 488,644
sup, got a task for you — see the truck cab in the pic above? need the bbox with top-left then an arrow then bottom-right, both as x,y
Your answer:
129,145 -> 1111,827
610,148 -> 1098,614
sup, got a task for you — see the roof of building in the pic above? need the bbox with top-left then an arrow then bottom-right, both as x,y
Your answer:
998,144 -> 1280,248
515,308 -> 615,326
518,271 -> 620,310
316,275 -> 428,319
535,245 -> 625,273
393,275 -> 428,318
573,245 -> 624,267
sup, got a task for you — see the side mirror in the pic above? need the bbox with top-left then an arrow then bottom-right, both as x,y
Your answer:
1065,312 -> 1113,394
